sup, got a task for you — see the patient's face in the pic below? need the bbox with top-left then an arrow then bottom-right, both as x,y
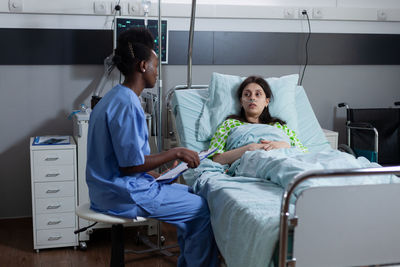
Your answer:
240,82 -> 270,119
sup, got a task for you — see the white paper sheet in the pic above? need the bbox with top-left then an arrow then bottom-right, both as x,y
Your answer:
156,148 -> 217,182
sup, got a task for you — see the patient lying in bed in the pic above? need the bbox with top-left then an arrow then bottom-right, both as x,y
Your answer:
209,75 -> 307,165
180,74 -> 397,267
203,75 -> 396,194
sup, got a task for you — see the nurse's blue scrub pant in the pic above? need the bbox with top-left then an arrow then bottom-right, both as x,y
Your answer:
137,183 -> 219,267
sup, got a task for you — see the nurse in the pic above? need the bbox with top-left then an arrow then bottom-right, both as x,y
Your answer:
86,27 -> 219,267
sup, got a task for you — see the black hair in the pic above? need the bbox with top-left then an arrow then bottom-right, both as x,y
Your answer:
227,76 -> 286,125
113,27 -> 155,77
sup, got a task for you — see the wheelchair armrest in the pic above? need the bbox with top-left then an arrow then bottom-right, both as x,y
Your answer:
347,122 -> 375,129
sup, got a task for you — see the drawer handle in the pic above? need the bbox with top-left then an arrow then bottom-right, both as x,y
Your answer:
47,220 -> 62,225
45,157 -> 59,161
46,204 -> 61,210
48,236 -> 62,241
46,189 -> 60,194
45,173 -> 60,177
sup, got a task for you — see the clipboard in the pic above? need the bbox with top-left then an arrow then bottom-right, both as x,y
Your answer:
156,147 -> 217,183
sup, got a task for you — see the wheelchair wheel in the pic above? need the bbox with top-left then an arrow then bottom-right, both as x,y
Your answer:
338,144 -> 356,157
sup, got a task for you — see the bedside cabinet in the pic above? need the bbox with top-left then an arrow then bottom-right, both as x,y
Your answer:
322,129 -> 339,150
30,137 -> 78,252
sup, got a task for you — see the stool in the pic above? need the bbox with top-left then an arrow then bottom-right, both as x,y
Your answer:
75,203 -> 179,267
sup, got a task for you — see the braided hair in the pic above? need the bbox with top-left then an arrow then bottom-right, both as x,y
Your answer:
113,27 -> 155,77
227,76 -> 286,125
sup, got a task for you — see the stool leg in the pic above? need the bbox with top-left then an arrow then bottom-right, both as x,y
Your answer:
111,224 -> 124,267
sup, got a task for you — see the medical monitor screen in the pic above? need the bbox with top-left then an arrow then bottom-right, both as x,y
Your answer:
114,17 -> 168,64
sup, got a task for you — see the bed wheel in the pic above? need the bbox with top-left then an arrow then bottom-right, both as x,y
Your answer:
338,144 -> 356,157
79,241 -> 87,251
136,232 -> 142,245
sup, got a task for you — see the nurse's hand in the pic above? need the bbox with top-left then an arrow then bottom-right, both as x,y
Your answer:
172,147 -> 200,168
147,171 -> 160,178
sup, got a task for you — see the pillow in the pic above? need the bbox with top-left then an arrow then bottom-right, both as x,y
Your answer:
196,72 -> 299,141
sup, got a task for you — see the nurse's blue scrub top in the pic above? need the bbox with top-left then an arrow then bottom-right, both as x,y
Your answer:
86,84 -> 164,218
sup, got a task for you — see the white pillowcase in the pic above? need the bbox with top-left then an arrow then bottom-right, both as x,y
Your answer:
196,72 -> 299,141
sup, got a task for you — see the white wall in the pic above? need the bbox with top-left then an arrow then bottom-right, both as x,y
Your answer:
1,0 -> 400,21
1,0 -> 400,218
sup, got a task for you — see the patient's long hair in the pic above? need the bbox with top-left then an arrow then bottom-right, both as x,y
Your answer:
227,76 -> 286,125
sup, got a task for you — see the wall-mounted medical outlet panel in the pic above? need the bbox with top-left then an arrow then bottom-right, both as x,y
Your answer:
111,2 -> 128,15
9,0 -> 23,12
283,8 -> 295,19
377,9 -> 388,21
94,1 -> 109,14
312,8 -> 323,19
128,2 -> 140,15
298,8 -> 312,18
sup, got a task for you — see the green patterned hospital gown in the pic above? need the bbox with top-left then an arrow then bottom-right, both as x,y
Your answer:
209,118 -> 308,156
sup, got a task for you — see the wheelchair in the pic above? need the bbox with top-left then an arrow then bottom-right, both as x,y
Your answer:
338,102 -> 400,166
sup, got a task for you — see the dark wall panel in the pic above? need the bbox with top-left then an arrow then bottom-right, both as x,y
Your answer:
1,28 -> 399,65
168,31 -> 213,65
0,28 -> 113,65
181,31 -> 400,65
308,33 -> 400,65
213,32 -> 303,65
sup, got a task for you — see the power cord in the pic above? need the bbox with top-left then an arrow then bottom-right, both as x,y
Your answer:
111,0 -> 122,30
299,10 -> 311,86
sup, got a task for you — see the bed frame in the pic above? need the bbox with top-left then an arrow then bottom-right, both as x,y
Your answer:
279,167 -> 400,267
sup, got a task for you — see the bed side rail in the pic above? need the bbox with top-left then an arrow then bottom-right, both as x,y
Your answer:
165,84 -> 208,149
278,166 -> 400,267
165,84 -> 209,109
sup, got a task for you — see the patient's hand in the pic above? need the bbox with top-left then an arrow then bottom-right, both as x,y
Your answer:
259,140 -> 290,151
246,143 -> 271,151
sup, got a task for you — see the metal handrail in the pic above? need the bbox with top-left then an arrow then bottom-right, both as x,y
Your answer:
165,84 -> 208,109
278,166 -> 400,267
346,125 -> 379,161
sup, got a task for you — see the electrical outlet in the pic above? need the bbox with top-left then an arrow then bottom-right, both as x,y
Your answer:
283,8 -> 295,19
147,2 -> 158,16
128,2 -> 140,15
8,0 -> 23,12
94,1 -> 108,14
312,8 -> 323,19
298,8 -> 311,18
377,9 -> 388,21
111,1 -> 128,15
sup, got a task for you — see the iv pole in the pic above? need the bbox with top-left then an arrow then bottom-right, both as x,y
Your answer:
157,0 -> 163,153
187,0 -> 197,89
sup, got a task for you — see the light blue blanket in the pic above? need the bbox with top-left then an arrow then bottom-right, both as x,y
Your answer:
190,124 -> 397,267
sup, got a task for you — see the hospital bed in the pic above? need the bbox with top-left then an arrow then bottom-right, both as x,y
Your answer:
166,1 -> 400,266
167,80 -> 400,267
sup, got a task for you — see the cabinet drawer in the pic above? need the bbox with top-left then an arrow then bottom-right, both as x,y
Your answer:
36,212 -> 76,230
36,197 -> 75,214
33,165 -> 74,182
36,228 -> 77,246
35,181 -> 74,198
33,150 -> 74,166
